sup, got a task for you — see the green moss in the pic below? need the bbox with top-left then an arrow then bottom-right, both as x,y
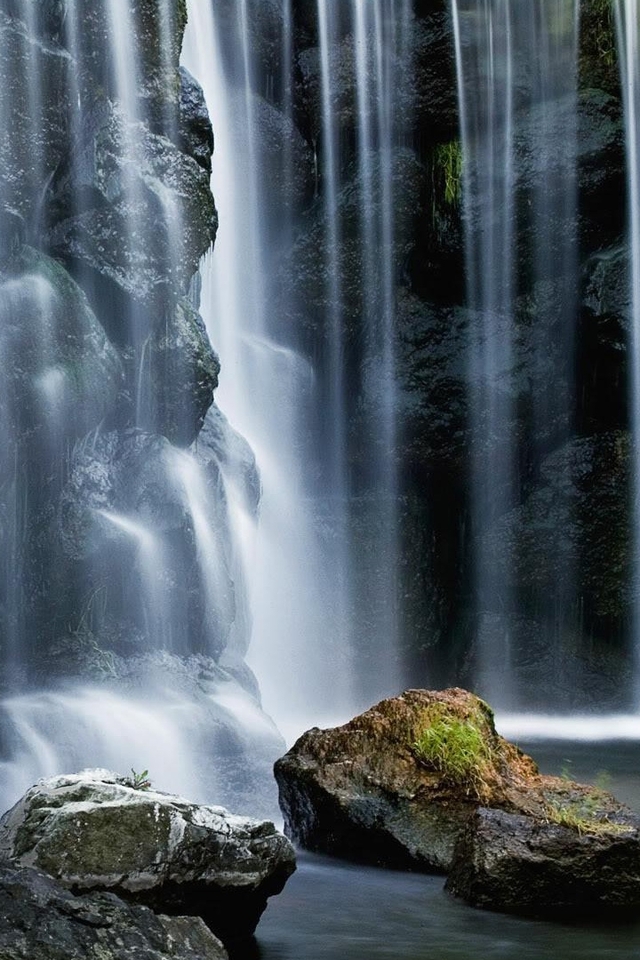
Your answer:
545,791 -> 632,836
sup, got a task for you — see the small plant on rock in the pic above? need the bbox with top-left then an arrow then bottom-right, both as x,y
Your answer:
545,786 -> 632,837
413,710 -> 493,798
124,768 -> 152,791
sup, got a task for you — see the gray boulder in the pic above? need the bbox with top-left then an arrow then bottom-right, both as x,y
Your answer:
0,770 -> 296,945
0,861 -> 227,960
446,806 -> 640,918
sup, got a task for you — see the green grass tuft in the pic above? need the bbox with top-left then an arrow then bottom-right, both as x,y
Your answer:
413,713 -> 492,794
434,141 -> 463,206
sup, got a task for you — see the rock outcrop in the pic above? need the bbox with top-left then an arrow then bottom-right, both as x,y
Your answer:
446,806 -> 640,919
0,861 -> 228,960
275,689 -> 640,917
0,770 -> 296,946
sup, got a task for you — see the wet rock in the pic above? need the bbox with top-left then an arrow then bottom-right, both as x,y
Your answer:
276,688 -> 549,871
483,432 -> 631,627
0,247 -> 122,465
293,4 -> 456,145
195,405 -> 261,517
0,770 -> 296,946
0,11 -> 74,232
0,860 -> 228,960
279,148 -> 425,349
54,429 -> 236,661
276,688 -> 640,917
47,97 -> 216,313
179,67 -> 214,172
26,0 -> 188,119
446,806 -> 640,918
577,88 -> 625,250
138,297 -> 219,446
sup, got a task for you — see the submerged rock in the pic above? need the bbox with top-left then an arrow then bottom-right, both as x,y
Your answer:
0,770 -> 296,946
275,689 -> 640,918
0,861 -> 228,960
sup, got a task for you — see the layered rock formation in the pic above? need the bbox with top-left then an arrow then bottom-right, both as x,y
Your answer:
0,0 -> 283,818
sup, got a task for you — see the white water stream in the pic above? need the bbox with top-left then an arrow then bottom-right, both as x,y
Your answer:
616,0 -> 640,709
452,0 -> 580,707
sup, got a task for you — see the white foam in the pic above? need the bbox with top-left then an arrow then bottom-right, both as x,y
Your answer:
495,713 -> 640,742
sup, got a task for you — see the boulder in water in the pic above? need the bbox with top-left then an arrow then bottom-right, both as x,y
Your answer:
275,688 -> 640,917
275,688 -> 540,871
0,770 -> 296,946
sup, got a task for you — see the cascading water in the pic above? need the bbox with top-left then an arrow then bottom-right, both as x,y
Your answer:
0,0 -> 637,838
452,0 -> 580,708
182,0 -> 415,739
616,0 -> 640,708
0,0 -> 283,818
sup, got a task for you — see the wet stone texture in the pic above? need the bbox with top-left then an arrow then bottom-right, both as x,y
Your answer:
0,770 -> 296,948
0,860 -> 229,960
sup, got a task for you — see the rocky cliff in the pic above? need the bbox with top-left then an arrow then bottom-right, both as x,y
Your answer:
232,0 -> 633,709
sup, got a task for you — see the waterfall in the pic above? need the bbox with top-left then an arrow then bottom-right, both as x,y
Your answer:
182,0 -> 415,739
616,0 -> 640,708
0,0 -> 283,818
0,0 -> 637,824
452,0 -> 580,708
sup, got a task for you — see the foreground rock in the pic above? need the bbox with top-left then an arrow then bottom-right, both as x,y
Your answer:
446,807 -> 640,918
0,771 -> 296,945
275,688 -> 640,917
0,861 -> 227,960
275,688 -> 539,871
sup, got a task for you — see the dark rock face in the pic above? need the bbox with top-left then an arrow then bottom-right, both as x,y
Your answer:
46,97 -> 216,310
276,690 -> 640,918
53,429 -> 236,660
446,807 -> 640,919
257,0 -> 633,702
0,771 -> 296,946
0,247 -> 122,464
179,67 -> 215,172
0,861 -> 228,960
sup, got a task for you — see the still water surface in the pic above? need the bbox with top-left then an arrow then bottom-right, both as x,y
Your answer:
245,740 -> 640,960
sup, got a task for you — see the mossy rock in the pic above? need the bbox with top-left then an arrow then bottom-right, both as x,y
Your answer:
275,688 -> 639,874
